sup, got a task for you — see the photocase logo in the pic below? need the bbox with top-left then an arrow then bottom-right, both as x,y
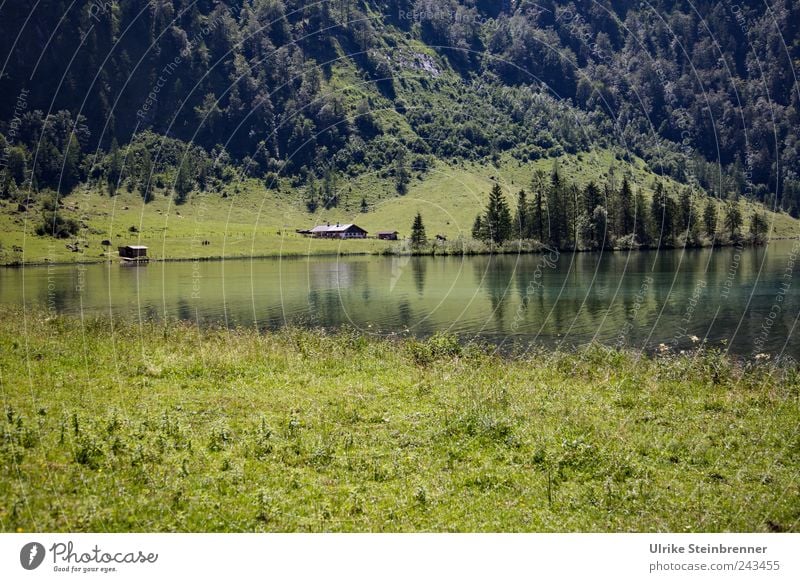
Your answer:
20,542 -> 46,570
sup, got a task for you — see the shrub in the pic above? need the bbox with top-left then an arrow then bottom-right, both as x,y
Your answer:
615,233 -> 640,250
35,211 -> 79,238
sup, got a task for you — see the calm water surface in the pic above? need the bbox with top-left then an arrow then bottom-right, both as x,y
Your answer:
2,241 -> 799,357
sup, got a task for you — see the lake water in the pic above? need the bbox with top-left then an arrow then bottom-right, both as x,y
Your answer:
2,240 -> 799,358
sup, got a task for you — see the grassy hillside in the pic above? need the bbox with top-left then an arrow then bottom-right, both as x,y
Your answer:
1,309 -> 798,532
2,151 -> 798,265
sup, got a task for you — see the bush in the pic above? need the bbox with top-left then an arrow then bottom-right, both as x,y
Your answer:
615,233 -> 640,250
35,211 -> 79,238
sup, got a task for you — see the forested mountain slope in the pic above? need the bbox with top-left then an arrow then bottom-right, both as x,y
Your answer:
0,1 -> 798,237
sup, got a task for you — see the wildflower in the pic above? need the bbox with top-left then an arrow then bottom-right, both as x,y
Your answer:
689,335 -> 700,343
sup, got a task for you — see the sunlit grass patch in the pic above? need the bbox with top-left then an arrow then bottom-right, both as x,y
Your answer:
0,307 -> 798,532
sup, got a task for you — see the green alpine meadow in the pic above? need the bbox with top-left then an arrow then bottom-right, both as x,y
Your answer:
1,309 -> 798,532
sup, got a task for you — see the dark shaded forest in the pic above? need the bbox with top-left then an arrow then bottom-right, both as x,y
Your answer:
0,1 -> 798,213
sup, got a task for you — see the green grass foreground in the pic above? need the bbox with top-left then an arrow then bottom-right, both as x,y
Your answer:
1,309 -> 798,532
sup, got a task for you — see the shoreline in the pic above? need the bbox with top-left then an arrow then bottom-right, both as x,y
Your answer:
1,235 -> 784,268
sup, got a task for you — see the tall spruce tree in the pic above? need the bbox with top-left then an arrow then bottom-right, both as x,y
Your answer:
584,181 -> 601,216
581,181 -> 603,248
566,183 -> 580,248
107,138 -> 122,196
174,160 -> 193,205
410,212 -> 427,248
514,189 -> 529,239
547,165 -> 565,247
472,215 -> 485,240
678,188 -> 693,232
139,149 -> 153,203
306,177 -> 319,213
703,199 -> 718,238
724,200 -> 743,238
651,182 -> 676,247
472,214 -> 486,241
634,188 -> 651,246
530,170 -> 547,243
591,205 -> 609,249
618,176 -> 634,235
62,134 -> 82,194
749,211 -> 768,242
484,183 -> 512,244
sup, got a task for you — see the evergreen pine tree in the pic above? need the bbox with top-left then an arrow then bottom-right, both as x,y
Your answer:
472,215 -> 485,241
651,182 -> 676,247
634,189 -> 651,247
306,176 -> 319,213
547,165 -> 564,247
139,149 -> 153,203
322,167 -> 339,209
703,199 -> 718,238
749,211 -> 768,242
514,189 -> 529,239
174,160 -> 193,205
566,183 -> 580,248
618,176 -> 634,235
107,138 -> 122,196
410,212 -> 427,248
581,181 -> 603,248
724,200 -> 743,238
603,182 -> 617,240
62,134 -> 81,193
679,188 -> 693,232
584,181 -> 601,216
531,189 -> 545,244
484,183 -> 512,244
591,205 -> 609,249
530,170 -> 547,243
